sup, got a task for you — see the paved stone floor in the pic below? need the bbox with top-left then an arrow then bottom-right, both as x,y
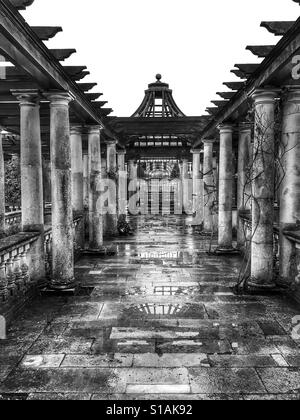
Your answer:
0,215 -> 300,400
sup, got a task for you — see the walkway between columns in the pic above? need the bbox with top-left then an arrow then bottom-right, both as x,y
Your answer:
0,216 -> 299,400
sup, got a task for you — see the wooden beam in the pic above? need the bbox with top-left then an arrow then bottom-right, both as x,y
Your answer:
211,100 -> 229,107
206,107 -> 219,115
9,0 -> 34,10
223,82 -> 245,90
0,0 -> 104,126
31,26 -> 63,41
235,63 -> 260,75
85,93 -> 103,101
99,108 -> 113,116
49,49 -> 76,61
77,83 -> 97,92
217,92 -> 236,100
231,69 -> 247,79
261,21 -> 295,36
195,17 -> 300,146
246,45 -> 275,58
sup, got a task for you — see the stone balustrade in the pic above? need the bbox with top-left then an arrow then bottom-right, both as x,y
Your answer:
282,231 -> 300,303
0,232 -> 40,321
0,214 -> 84,324
5,210 -> 22,230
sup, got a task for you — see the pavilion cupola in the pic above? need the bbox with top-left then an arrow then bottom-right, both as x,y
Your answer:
132,74 -> 186,118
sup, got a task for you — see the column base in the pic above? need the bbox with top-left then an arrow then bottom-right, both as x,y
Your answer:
83,246 -> 107,256
214,246 -> 240,255
42,279 -> 77,295
245,277 -> 278,294
83,246 -> 117,256
199,230 -> 216,237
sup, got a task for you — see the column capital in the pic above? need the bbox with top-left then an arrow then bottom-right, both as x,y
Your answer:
191,149 -> 202,154
218,124 -> 234,133
282,86 -> 300,104
11,89 -> 40,106
70,125 -> 83,135
118,150 -> 126,156
239,122 -> 252,132
87,125 -> 102,135
250,88 -> 280,105
44,91 -> 73,107
105,139 -> 117,146
202,139 -> 215,146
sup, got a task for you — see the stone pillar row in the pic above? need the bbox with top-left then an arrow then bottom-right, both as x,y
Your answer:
206,88 -> 300,292
7,90 -> 123,290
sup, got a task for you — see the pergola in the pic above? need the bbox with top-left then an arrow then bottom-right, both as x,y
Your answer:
0,0 -> 114,158
0,0 -> 300,324
107,75 -> 209,162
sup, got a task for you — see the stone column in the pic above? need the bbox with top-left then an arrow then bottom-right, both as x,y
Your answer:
42,157 -> 52,226
82,150 -> 89,246
88,126 -> 103,251
279,89 -> 300,283
83,152 -> 89,210
106,140 -> 117,173
0,133 -> 5,237
46,92 -> 74,290
104,140 -> 118,236
70,126 -> 84,214
218,124 -> 234,251
118,150 -> 127,217
42,158 -> 52,204
181,159 -> 190,214
237,123 -> 252,249
192,150 -> 201,215
249,89 -> 278,289
203,140 -> 215,233
13,90 -> 45,281
129,159 -> 137,180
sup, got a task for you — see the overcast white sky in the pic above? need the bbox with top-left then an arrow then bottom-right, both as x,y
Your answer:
22,0 -> 299,117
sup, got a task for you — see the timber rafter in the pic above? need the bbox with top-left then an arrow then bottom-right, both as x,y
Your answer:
0,0 -> 113,138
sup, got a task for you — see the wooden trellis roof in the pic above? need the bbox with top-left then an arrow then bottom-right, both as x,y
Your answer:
193,0 -> 300,147
0,0 -> 113,154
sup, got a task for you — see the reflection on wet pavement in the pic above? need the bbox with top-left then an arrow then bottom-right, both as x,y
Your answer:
0,215 -> 300,400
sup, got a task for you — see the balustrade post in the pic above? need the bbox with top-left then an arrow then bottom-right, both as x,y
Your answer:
0,262 -> 8,301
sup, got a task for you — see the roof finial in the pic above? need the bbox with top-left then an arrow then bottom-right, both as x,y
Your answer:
156,73 -> 162,82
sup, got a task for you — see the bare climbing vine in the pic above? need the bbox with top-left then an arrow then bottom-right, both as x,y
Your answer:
235,97 -> 298,292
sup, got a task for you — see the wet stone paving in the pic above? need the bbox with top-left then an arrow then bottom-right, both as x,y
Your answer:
1,215 -> 300,400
